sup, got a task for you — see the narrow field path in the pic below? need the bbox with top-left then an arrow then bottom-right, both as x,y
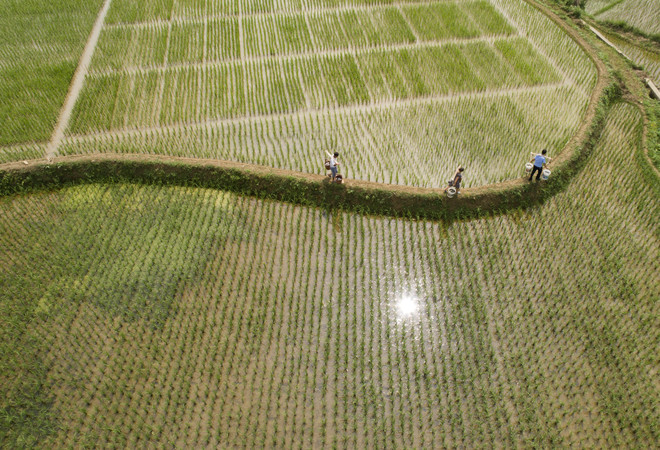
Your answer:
45,0 -> 113,160
65,80 -> 570,144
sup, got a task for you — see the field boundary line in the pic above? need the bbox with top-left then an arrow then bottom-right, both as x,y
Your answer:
87,34 -> 518,78
64,81 -> 570,144
45,0 -> 113,160
396,6 -> 421,43
103,0 -> 476,30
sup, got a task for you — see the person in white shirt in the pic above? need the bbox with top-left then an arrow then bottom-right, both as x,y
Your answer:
327,151 -> 340,181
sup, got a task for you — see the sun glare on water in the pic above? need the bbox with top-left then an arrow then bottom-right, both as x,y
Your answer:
396,294 -> 419,318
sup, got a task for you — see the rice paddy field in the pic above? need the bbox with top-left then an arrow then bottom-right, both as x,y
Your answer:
1,0 -> 659,448
1,0 -> 597,187
601,29 -> 660,85
586,0 -> 660,35
0,0 -> 104,158
2,102 -> 658,447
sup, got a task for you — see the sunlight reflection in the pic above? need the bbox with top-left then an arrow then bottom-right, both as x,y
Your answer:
396,293 -> 419,318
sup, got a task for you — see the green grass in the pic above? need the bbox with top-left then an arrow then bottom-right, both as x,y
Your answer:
0,0 -> 104,146
0,103 -> 657,447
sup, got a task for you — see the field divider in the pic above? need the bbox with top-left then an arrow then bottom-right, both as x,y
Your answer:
45,0 -> 113,160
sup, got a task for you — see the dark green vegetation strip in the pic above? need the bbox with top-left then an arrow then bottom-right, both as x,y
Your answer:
645,96 -> 660,168
0,80 -> 619,222
599,20 -> 660,45
592,0 -> 625,17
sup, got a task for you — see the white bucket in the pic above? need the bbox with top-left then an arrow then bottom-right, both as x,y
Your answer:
525,162 -> 533,175
446,187 -> 457,198
541,169 -> 551,181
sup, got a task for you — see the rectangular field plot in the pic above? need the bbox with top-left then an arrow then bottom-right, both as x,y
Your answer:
70,65 -> 247,133
72,37 -> 561,133
168,22 -> 206,64
91,25 -> 169,72
243,15 -> 314,57
399,4 -> 474,41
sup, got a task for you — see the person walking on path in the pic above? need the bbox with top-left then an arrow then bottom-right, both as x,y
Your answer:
445,166 -> 465,194
326,151 -> 340,182
529,149 -> 547,181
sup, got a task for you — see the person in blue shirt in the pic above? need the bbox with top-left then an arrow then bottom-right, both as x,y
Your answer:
529,149 -> 547,181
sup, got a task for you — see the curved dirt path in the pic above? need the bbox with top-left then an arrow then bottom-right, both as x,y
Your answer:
45,0 -> 113,160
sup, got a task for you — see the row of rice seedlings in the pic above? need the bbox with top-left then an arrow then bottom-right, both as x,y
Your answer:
492,0 -> 598,90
